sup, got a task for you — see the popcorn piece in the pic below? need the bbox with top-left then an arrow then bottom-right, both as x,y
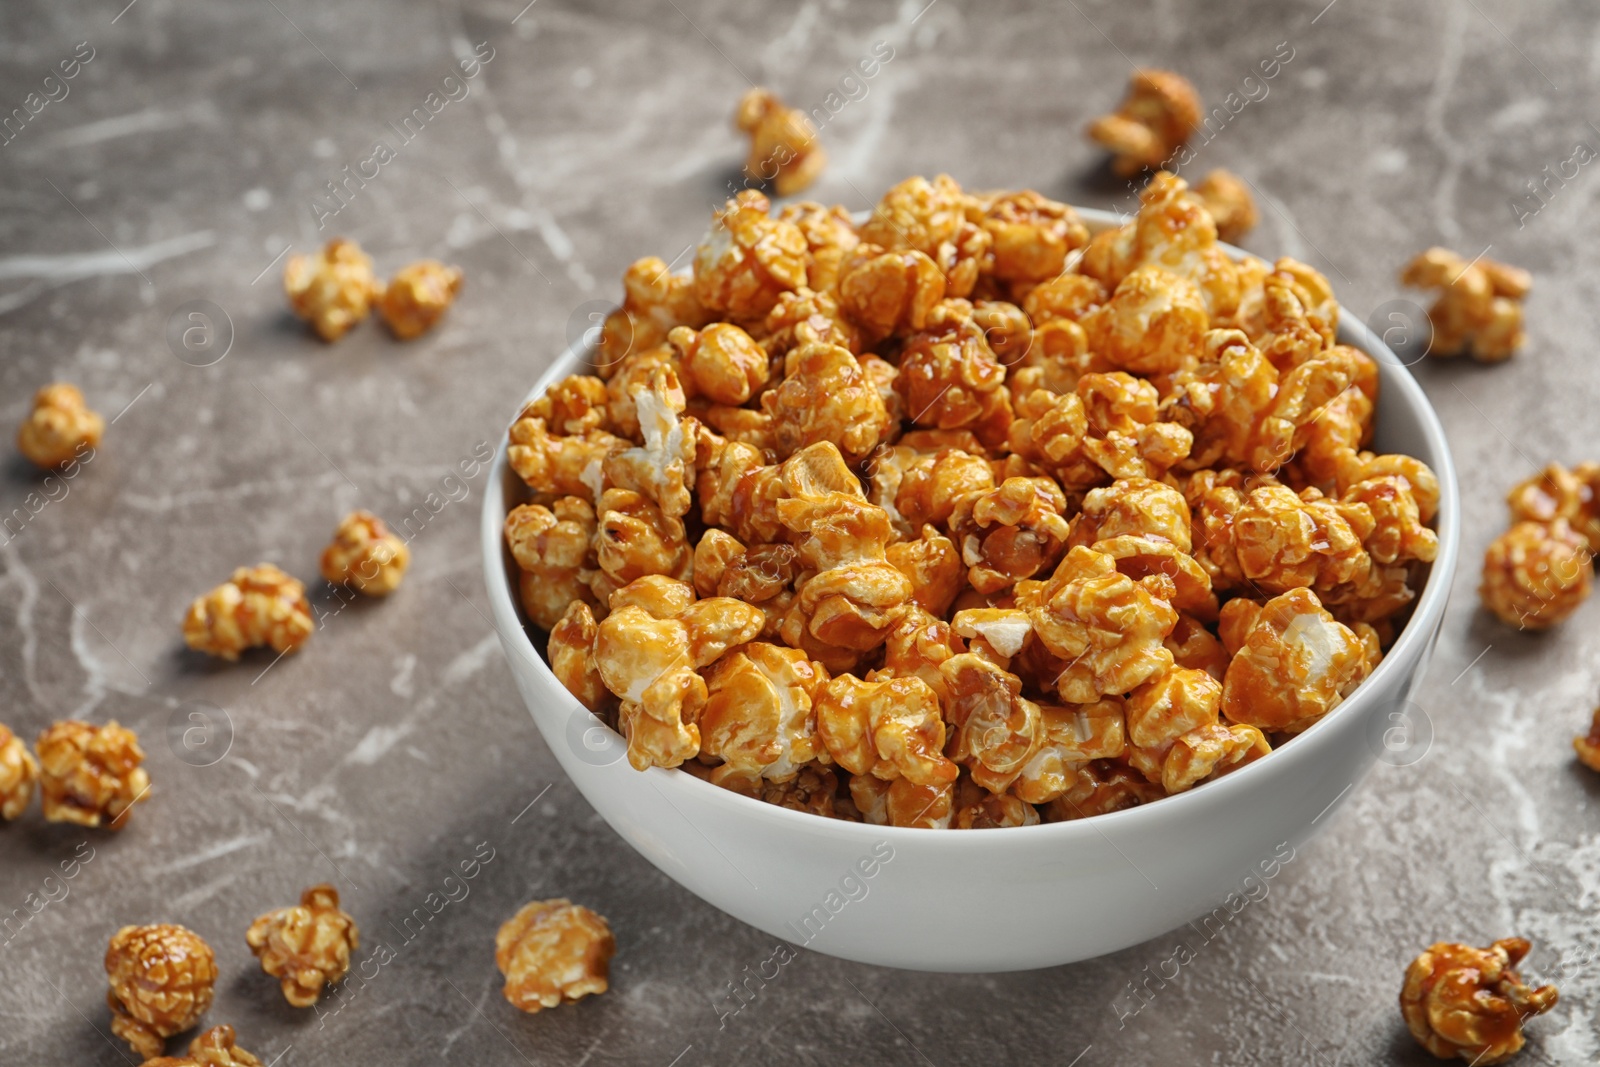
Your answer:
495,899 -> 615,1013
859,174 -> 989,297
594,488 -> 693,590
735,88 -> 827,197
882,606 -> 964,702
776,202 -> 861,293
694,191 -> 809,322
1089,265 -> 1209,377
669,322 -> 769,405
1400,938 -> 1557,1064
1165,611 -> 1229,680
106,924 -> 218,1061
1506,462 -> 1600,554
939,654 -> 1043,793
949,477 -> 1072,594
762,342 -> 892,462
1480,519 -> 1593,631
549,601 -> 612,714
245,884 -> 359,1008
700,642 -> 828,781
1011,700 -> 1127,804
778,487 -> 914,651
1086,70 -> 1202,177
837,247 -> 946,343
505,498 -> 600,631
816,673 -> 957,786
1074,371 -> 1193,486
17,383 -> 103,469
0,723 -> 39,820
1401,247 -> 1532,362
37,720 -> 149,829
283,238 -> 379,342
952,777 -> 1040,828
140,1024 -> 263,1067
1020,545 -> 1177,702
1194,169 -> 1258,244
761,285 -> 861,357
1083,172 -> 1241,321
604,367 -> 697,519
850,773 -> 956,829
376,259 -> 462,339
1160,722 -> 1270,793
886,527 -> 966,618
871,443 -> 995,538
1221,587 -> 1369,733
979,191 -> 1090,287
1073,477 -> 1192,552
596,257 -> 711,377
1040,759 -> 1163,821
1574,707 -> 1600,772
894,303 -> 1012,446
320,510 -> 410,595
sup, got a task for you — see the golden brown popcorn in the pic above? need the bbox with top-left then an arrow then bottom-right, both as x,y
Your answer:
850,773 -> 956,829
760,286 -> 861,358
596,257 -> 711,377
521,374 -> 612,435
1020,545 -> 1177,703
1007,388 -> 1089,472
1074,371 -> 1194,485
1343,475 -> 1439,567
1574,707 -> 1600,772
605,370 -> 699,521
694,190 -> 808,322
1506,462 -> 1600,553
1236,257 -> 1339,363
952,777 -> 1040,828
1193,169 -> 1258,244
1086,69 -> 1201,177
1011,700 -> 1127,804
979,191 -> 1090,287
1401,247 -> 1532,362
1083,172 -> 1240,321
669,322 -> 769,405
320,510 -> 410,596
38,720 -> 149,829
376,259 -> 462,339
700,642 -> 828,781
0,723 -> 38,821
939,654 -> 1044,793
1400,938 -> 1557,1064
506,413 -> 623,504
886,527 -> 966,618
1088,265 -> 1209,377
1159,722 -> 1270,793
859,174 -> 990,297
245,884 -> 359,1008
1221,587 -> 1369,733
735,87 -> 827,197
817,672 -> 957,786
140,1024 -> 263,1067
762,342 -> 892,462
895,303 -> 1012,445
1073,477 -> 1192,552
496,899 -> 615,1014
1229,483 -> 1371,594
283,238 -> 379,342
949,477 -> 1073,594
17,382 -> 103,469
837,246 -> 946,343
881,606 -> 964,702
506,498 -> 600,631
871,443 -> 995,537
776,202 -> 861,293
1165,611 -> 1229,680
106,924 -> 218,1061
1480,519 -> 1593,631
549,602 -> 612,714
1040,759 -> 1163,821
594,488 -> 693,590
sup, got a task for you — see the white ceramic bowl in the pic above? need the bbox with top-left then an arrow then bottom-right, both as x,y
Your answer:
481,208 -> 1460,972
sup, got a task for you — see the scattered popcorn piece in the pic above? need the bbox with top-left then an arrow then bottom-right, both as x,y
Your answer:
1506,461 -> 1600,554
1194,169 -> 1258,243
1480,519 -> 1592,631
320,510 -> 410,595
735,87 -> 827,197
182,564 -> 314,660
0,722 -> 39,821
495,899 -> 615,1013
106,924 -> 218,1061
377,259 -> 463,339
284,238 -> 379,342
1401,247 -> 1532,362
17,382 -> 103,469
245,884 -> 359,1008
138,1024 -> 263,1067
1400,938 -> 1557,1064
1086,69 -> 1202,177
37,720 -> 149,829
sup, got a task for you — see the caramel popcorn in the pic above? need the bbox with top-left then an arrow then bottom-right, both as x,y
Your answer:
377,259 -> 462,339
1574,707 -> 1600,772
1087,70 -> 1202,176
17,382 -> 103,469
106,924 -> 218,1061
1401,248 -> 1532,362
504,172 -> 1438,825
1480,520 -> 1593,631
37,720 -> 149,829
140,1024 -> 263,1067
320,510 -> 410,595
182,564 -> 314,660
735,88 -> 826,197
284,238 -> 378,342
1400,938 -> 1557,1064
1194,169 -> 1258,244
245,884 -> 359,1007
495,899 -> 615,1014
0,723 -> 38,820
1506,461 -> 1600,553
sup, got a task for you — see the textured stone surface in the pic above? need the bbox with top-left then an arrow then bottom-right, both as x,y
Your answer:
1,1 -> 1595,1064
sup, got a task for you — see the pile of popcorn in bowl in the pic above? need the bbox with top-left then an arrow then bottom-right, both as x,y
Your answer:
501,169 -> 1441,831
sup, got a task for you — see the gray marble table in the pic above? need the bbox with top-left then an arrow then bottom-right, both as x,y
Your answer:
3,1 -> 1597,1063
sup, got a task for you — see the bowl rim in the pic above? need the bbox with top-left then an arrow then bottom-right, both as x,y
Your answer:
481,203 -> 1461,845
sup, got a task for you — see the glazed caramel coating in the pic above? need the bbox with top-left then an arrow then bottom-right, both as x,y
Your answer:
320,510 -> 410,595
377,259 -> 462,339
1220,587 -> 1369,734
816,672 -> 957,787
1480,519 -> 1593,631
694,191 -> 808,322
245,884 -> 359,1007
17,382 -> 103,469
1399,938 -> 1557,1064
106,924 -> 218,1060
37,720 -> 149,829
283,238 -> 378,342
496,899 -> 615,1013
